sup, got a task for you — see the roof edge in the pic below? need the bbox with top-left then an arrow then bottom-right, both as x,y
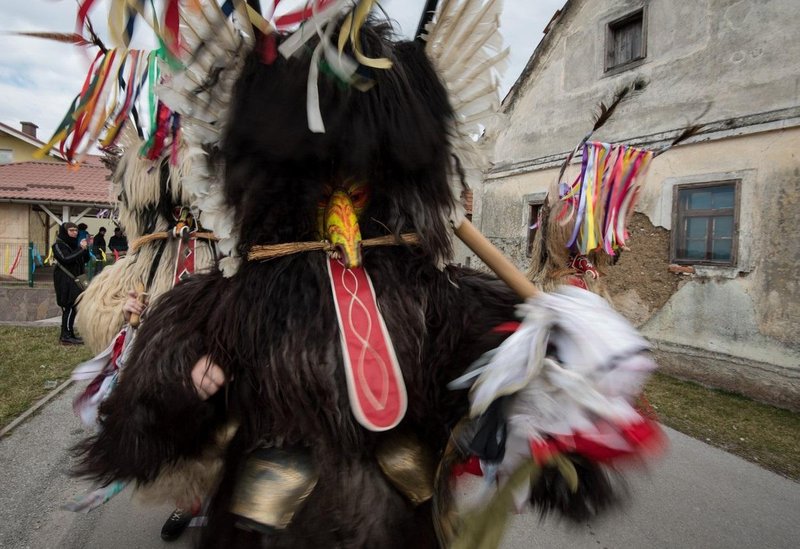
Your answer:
0,198 -> 115,208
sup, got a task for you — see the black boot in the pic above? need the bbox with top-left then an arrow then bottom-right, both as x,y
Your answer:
64,306 -> 83,345
59,328 -> 77,345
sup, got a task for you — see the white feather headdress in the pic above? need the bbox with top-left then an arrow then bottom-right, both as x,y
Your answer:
423,0 -> 509,224
156,0 -> 257,276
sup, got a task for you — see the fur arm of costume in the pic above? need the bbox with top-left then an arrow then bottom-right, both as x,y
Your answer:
408,264 -> 522,428
440,266 -> 523,367
73,272 -> 228,485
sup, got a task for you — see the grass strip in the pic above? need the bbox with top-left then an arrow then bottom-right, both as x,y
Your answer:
646,372 -> 800,481
0,326 -> 92,429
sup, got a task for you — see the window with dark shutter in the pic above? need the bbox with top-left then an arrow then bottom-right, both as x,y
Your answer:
606,9 -> 646,73
526,201 -> 543,258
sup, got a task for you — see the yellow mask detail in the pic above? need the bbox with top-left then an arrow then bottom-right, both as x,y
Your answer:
319,180 -> 369,268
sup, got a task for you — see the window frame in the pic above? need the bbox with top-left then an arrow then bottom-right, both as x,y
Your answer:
0,148 -> 13,164
604,7 -> 647,75
525,200 -> 544,258
671,180 -> 741,266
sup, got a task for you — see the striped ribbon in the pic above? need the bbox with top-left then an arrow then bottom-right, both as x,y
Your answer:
560,142 -> 653,255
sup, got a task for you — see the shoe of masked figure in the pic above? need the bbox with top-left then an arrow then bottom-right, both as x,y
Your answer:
161,508 -> 193,542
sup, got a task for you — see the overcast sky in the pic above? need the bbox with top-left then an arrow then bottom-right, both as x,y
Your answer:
0,0 -> 563,140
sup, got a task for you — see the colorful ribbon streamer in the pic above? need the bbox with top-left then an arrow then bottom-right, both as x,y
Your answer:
559,142 -> 653,255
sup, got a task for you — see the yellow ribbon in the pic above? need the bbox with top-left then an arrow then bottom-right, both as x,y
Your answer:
246,4 -> 273,35
343,0 -> 392,70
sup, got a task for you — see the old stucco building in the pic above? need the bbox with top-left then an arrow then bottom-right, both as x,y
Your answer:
474,0 -> 799,409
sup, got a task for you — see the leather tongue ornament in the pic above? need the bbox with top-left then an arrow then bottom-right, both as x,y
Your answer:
327,257 -> 407,431
173,235 -> 196,285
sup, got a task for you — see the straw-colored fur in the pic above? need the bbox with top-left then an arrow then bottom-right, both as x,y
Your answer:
526,196 -> 614,299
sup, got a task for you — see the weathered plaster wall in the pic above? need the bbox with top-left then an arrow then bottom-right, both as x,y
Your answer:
495,0 -> 800,167
28,209 -> 48,251
0,203 -> 28,241
641,130 -> 800,354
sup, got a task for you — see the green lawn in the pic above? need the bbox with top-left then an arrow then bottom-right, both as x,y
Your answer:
645,372 -> 800,481
1,327 -> 798,481
0,326 -> 93,429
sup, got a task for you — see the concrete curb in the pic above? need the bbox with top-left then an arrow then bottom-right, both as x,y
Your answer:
0,316 -> 61,327
0,379 -> 74,439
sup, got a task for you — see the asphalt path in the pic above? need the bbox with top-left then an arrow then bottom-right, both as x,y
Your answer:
1,383 -> 798,548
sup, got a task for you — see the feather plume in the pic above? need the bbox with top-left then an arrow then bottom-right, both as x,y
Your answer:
654,124 -> 704,157
8,31 -> 92,47
83,18 -> 108,52
423,0 -> 508,241
556,78 -> 647,185
156,0 -> 255,276
456,286 -> 663,521
591,80 -> 637,132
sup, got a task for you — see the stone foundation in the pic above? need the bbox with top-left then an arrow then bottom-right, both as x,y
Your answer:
0,286 -> 61,322
652,340 -> 800,413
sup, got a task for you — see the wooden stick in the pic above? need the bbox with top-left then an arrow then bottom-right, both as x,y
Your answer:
129,282 -> 148,328
248,233 -> 421,261
453,220 -> 539,300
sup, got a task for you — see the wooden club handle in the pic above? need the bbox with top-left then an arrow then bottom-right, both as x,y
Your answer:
453,219 -> 540,300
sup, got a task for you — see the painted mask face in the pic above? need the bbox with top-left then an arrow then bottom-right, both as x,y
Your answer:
317,179 -> 370,268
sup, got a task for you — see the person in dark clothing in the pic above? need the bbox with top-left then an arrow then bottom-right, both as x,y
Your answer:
77,223 -> 90,245
93,227 -> 107,254
53,222 -> 89,345
93,227 -> 107,274
108,227 -> 128,257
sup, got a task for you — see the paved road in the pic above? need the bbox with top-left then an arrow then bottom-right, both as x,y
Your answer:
1,384 -> 798,548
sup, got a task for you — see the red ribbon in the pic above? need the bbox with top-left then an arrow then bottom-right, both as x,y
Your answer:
491,321 -> 521,334
163,0 -> 181,57
530,418 -> 665,464
275,0 -> 336,28
146,102 -> 172,160
9,245 -> 23,275
76,0 -> 98,34
452,455 -> 484,478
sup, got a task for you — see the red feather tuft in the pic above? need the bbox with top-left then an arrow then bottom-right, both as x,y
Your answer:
10,31 -> 92,47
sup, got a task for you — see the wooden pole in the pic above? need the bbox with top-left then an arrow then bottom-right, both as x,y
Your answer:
453,220 -> 539,300
129,282 -> 148,328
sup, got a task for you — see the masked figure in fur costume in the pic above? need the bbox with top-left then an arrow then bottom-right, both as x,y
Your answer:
71,2 -> 662,547
70,128 -> 220,537
75,128 -> 218,354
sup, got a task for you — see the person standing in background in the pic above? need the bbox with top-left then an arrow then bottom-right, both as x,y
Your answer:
52,222 -> 89,345
93,226 -> 107,274
77,223 -> 90,244
108,227 -> 128,259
